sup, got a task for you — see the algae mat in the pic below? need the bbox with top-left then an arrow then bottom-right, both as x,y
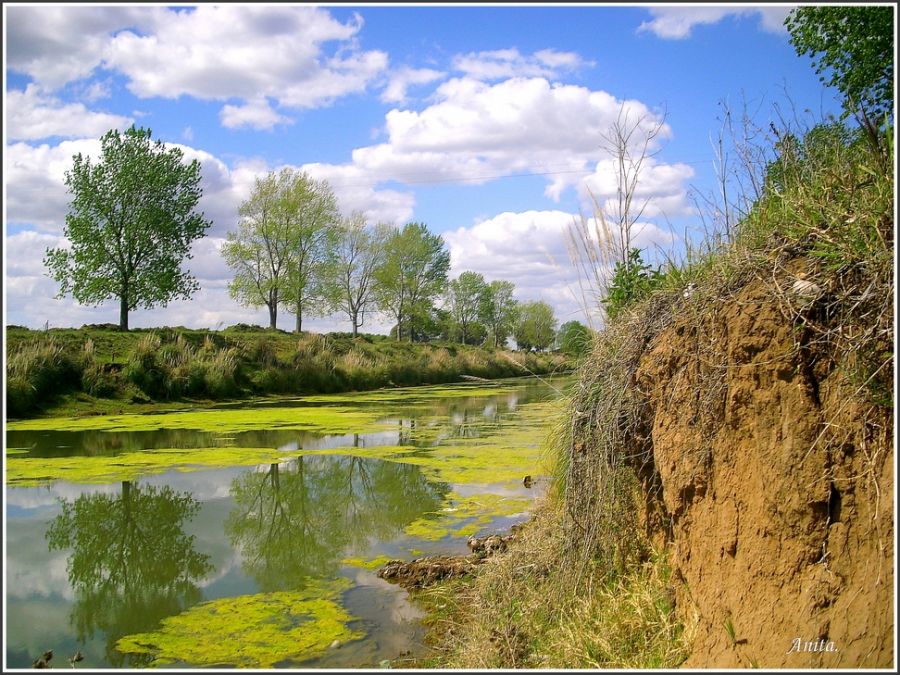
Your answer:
115,579 -> 363,668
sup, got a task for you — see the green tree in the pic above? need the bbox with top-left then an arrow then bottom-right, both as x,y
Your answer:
557,320 -> 592,357
222,170 -> 293,330
786,6 -> 894,127
375,222 -> 450,342
602,248 -> 662,321
324,214 -> 386,338
280,172 -> 340,334
447,271 -> 488,344
479,280 -> 519,348
44,126 -> 211,331
514,300 -> 557,351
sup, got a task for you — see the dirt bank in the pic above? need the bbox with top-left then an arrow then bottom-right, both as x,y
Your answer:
631,265 -> 893,667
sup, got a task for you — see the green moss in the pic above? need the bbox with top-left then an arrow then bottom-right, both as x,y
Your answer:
115,578 -> 363,668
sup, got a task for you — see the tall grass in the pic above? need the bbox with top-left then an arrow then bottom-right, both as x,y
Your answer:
6,326 -> 570,418
6,339 -> 84,417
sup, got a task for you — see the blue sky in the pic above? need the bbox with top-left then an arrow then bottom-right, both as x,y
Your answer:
3,3 -> 845,333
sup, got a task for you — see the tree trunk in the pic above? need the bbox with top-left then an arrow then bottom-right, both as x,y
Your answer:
268,302 -> 277,330
295,306 -> 302,334
351,310 -> 359,338
119,293 -> 129,331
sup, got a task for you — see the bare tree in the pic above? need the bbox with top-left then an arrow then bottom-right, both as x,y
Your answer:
566,103 -> 668,322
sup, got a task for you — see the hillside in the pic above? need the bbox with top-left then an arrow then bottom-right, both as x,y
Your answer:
411,120 -> 894,668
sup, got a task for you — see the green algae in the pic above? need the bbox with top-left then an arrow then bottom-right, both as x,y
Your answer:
5,404 -> 386,435
340,554 -> 395,571
404,492 -> 533,541
297,383 -> 518,404
115,578 -> 363,668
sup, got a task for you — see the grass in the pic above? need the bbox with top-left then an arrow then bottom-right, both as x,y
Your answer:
5,325 -> 570,419
412,498 -> 694,669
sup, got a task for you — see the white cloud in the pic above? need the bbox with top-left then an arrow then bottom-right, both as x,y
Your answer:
220,98 -> 293,131
581,157 -> 696,220
103,5 -> 387,112
5,5 -> 163,88
5,139 -> 101,232
6,85 -> 133,141
452,48 -> 591,81
318,76 -> 689,215
381,67 -> 446,104
637,6 -> 793,39
300,162 -> 416,225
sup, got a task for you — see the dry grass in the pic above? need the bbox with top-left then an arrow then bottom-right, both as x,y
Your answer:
416,498 -> 694,669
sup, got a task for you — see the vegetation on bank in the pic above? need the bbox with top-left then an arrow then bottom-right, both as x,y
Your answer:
5,324 -> 569,419
407,6 -> 893,668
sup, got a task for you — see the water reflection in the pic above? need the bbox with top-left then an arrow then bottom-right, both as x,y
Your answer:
45,482 -> 212,667
7,390 -> 530,459
226,455 -> 448,591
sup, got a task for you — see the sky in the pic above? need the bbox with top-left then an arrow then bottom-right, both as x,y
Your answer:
3,2 -> 847,335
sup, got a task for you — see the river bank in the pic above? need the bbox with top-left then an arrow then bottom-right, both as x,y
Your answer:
5,324 -> 570,420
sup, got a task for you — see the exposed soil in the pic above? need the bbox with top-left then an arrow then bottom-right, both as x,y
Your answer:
633,267 -> 893,667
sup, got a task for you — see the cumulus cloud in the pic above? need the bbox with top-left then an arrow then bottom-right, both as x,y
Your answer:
5,5 -> 163,88
103,5 -> 387,111
220,98 -> 293,131
6,5 -> 389,129
381,66 -> 446,104
6,85 -> 133,141
581,157 -> 696,220
5,139 -> 101,232
452,48 -> 591,81
309,76 -> 689,217
637,6 -> 793,39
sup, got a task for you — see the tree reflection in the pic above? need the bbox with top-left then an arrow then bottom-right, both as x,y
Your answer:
46,482 -> 212,667
226,455 -> 447,591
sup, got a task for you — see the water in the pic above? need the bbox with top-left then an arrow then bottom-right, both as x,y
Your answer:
5,375 -> 570,668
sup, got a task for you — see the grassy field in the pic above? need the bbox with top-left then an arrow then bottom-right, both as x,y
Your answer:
5,324 -> 570,419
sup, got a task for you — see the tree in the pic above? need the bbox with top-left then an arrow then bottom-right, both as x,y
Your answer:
567,104 -> 668,319
45,126 -> 211,331
514,300 -> 557,351
375,222 -> 450,342
786,7 -> 894,127
324,214 -> 386,338
280,172 -> 340,334
221,170 -> 293,330
479,280 -> 519,348
447,271 -> 487,344
557,320 -> 592,357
